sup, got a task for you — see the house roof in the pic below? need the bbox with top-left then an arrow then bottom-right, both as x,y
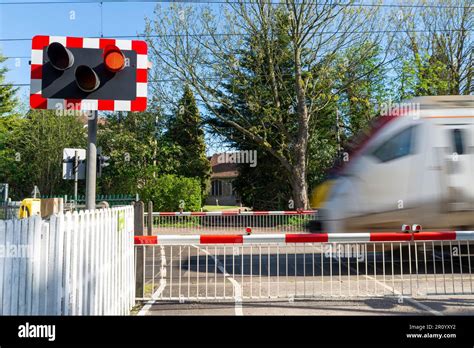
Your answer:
208,153 -> 239,179
77,114 -> 107,126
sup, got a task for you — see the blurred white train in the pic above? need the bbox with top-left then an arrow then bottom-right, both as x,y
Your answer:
309,95 -> 474,233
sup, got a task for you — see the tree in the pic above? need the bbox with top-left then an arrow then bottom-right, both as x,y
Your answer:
336,43 -> 391,139
1,110 -> 86,199
166,85 -> 211,201
98,107 -> 182,195
146,1 -> 386,208
0,53 -> 18,116
392,0 -> 472,98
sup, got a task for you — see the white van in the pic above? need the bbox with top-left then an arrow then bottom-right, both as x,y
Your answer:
316,95 -> 474,233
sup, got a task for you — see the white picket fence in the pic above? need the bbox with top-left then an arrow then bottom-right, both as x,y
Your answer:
0,206 -> 135,315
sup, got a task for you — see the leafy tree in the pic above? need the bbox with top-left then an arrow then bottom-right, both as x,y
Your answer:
0,54 -> 18,116
335,43 -> 390,139
392,0 -> 472,98
2,110 -> 86,199
166,85 -> 211,201
98,108 -> 182,195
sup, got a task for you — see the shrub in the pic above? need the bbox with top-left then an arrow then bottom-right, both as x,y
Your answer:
139,174 -> 201,211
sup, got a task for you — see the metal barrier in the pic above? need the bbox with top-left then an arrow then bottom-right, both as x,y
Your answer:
134,231 -> 474,301
144,210 -> 317,234
0,201 -> 20,220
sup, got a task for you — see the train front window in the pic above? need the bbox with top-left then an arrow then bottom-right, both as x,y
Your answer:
451,128 -> 465,155
371,126 -> 417,162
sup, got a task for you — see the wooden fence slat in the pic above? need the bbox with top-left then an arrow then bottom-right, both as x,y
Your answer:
31,216 -> 42,315
24,217 -> 36,315
38,222 -> 49,315
0,220 -> 6,315
46,215 -> 57,314
9,219 -> 21,315
3,220 -> 14,314
106,209 -> 113,314
62,212 -> 72,315
70,211 -> 80,315
55,214 -> 65,315
77,210 -> 85,315
17,219 -> 28,315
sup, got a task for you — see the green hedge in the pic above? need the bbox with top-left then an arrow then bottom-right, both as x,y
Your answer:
139,174 -> 201,212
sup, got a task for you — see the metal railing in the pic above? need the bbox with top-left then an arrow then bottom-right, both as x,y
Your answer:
144,210 -> 317,234
0,201 -> 20,220
40,194 -> 137,207
134,231 -> 474,301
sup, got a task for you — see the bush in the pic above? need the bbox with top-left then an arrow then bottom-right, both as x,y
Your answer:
139,174 -> 201,211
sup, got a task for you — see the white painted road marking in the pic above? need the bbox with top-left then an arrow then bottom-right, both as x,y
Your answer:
138,246 -> 167,316
198,246 -> 243,316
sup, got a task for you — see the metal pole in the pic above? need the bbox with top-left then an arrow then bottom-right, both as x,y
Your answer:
147,201 -> 153,236
86,111 -> 98,210
74,150 -> 79,206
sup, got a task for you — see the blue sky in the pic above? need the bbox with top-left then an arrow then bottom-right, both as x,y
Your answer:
0,0 -> 162,98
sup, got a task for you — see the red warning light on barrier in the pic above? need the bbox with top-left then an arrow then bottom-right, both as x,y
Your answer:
245,227 -> 252,235
103,45 -> 125,72
401,224 -> 411,233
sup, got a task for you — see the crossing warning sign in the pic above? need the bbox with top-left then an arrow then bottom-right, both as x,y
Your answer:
30,35 -> 148,112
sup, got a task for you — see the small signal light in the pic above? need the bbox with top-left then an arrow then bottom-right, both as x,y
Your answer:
103,45 -> 125,72
47,42 -> 74,70
75,65 -> 100,92
245,227 -> 252,235
412,224 -> 422,232
401,224 -> 411,233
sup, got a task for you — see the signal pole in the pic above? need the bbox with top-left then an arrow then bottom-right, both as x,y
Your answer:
74,150 -> 79,206
86,111 -> 98,210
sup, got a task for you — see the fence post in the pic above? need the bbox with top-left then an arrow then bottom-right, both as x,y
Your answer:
147,201 -> 153,236
134,201 -> 144,298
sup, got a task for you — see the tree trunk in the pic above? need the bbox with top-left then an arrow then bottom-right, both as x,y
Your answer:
292,46 -> 310,209
290,164 -> 308,209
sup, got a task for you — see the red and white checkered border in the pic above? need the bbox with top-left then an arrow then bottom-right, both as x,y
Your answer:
134,231 -> 474,245
30,35 -> 148,112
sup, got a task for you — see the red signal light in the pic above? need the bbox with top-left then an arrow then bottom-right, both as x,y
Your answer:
401,224 -> 410,232
103,45 -> 125,72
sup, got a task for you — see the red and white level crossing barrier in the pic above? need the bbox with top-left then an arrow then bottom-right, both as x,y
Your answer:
145,210 -> 318,234
134,231 -> 474,245
150,210 -> 316,216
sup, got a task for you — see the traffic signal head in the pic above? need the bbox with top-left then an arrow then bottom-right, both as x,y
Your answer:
30,35 -> 148,112
47,42 -> 74,70
103,45 -> 125,72
97,154 -> 110,177
75,65 -> 100,92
